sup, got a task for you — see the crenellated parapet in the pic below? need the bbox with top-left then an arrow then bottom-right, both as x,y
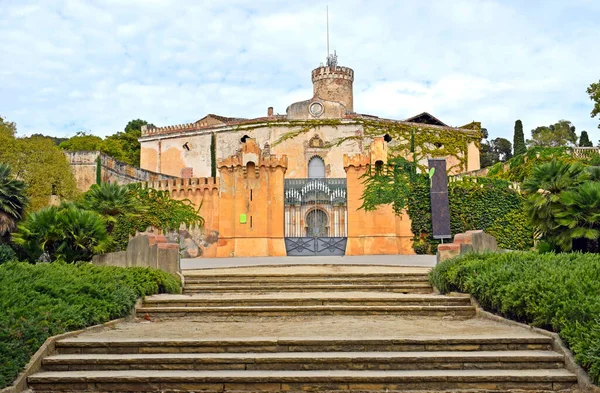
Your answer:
343,153 -> 370,171
311,66 -> 354,82
144,176 -> 219,193
141,123 -> 200,137
218,138 -> 287,177
369,137 -> 388,167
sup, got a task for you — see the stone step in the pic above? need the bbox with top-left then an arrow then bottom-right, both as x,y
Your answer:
183,276 -> 430,285
183,283 -> 433,294
183,271 -> 430,278
55,337 -> 554,354
42,350 -> 565,371
141,294 -> 471,308
135,305 -> 476,318
28,369 -> 578,392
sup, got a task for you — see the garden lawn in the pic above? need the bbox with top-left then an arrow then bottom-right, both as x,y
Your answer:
0,261 -> 180,388
430,251 -> 600,385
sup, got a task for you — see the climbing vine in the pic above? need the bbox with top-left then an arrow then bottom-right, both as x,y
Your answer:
361,157 -> 532,254
267,118 -> 481,173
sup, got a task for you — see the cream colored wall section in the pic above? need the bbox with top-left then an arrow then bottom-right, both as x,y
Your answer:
157,134 -> 212,178
140,122 -> 479,180
216,127 -> 271,162
140,140 -> 159,173
467,141 -> 481,171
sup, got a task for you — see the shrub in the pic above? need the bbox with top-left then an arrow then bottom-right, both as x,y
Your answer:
0,261 -> 180,388
430,252 -> 600,384
0,244 -> 16,264
12,204 -> 111,263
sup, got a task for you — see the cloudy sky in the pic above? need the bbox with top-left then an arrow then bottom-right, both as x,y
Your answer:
1,0 -> 599,143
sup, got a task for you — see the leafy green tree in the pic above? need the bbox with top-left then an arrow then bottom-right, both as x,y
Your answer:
513,120 -> 526,155
58,119 -> 153,167
58,132 -> 103,151
104,119 -> 151,166
579,131 -> 593,147
588,80 -> 600,129
0,120 -> 78,211
480,137 -> 512,168
0,163 -> 28,241
12,204 -> 111,263
527,120 -> 578,147
30,134 -> 68,146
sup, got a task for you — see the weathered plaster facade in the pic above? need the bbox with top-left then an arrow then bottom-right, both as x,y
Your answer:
66,151 -> 177,192
135,61 -> 482,257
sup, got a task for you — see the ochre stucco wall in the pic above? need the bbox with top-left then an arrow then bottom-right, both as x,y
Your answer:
344,139 -> 414,255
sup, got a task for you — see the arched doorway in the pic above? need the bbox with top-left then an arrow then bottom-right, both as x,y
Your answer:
306,208 -> 328,237
283,176 -> 347,256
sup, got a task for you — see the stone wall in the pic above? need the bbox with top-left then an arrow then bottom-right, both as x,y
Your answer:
144,177 -> 220,258
66,151 -> 177,192
343,138 -> 414,255
92,233 -> 180,274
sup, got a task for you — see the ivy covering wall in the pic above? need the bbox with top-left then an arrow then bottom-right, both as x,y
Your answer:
362,157 -> 532,254
270,118 -> 482,173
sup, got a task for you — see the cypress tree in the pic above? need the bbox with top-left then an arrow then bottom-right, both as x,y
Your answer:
579,131 -> 593,147
210,133 -> 217,178
96,155 -> 102,184
513,120 -> 526,155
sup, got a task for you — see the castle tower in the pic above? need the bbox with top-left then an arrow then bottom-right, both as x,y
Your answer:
311,63 -> 354,113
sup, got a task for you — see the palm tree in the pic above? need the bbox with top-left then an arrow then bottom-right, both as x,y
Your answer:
81,183 -> 144,233
523,160 -> 588,244
0,163 -> 28,239
12,204 -> 111,262
555,182 -> 600,252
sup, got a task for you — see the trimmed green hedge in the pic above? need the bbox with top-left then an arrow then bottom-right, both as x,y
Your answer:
430,252 -> 600,384
0,262 -> 180,389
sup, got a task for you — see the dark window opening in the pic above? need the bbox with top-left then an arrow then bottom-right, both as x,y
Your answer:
241,135 -> 250,143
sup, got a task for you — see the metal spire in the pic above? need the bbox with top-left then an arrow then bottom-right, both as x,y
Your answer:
326,5 -> 329,59
326,6 -> 337,67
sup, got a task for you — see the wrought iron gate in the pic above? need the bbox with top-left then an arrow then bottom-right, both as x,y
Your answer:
284,178 -> 348,256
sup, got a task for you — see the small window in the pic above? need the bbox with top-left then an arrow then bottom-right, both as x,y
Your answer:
308,156 -> 325,178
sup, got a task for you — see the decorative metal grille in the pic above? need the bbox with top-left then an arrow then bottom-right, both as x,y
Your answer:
284,178 -> 347,256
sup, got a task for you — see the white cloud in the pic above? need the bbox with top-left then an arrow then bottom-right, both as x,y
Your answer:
0,0 -> 598,145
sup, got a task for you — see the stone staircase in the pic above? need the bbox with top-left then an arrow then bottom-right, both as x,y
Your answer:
27,265 -> 579,392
